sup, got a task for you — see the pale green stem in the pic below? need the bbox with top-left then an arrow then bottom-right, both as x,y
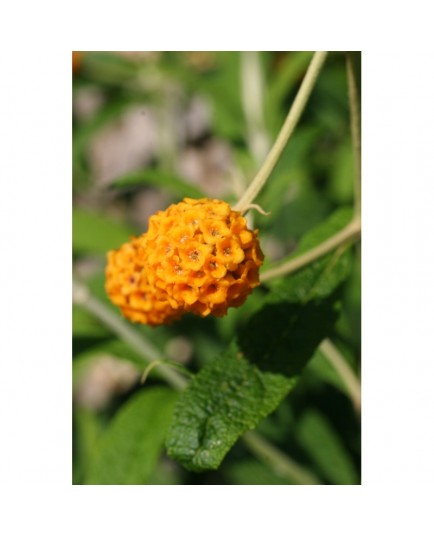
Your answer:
73,279 -> 320,484
240,51 -> 270,166
260,217 -> 361,282
72,280 -> 188,390
242,431 -> 321,485
346,53 -> 361,218
233,51 -> 328,213
320,339 -> 361,413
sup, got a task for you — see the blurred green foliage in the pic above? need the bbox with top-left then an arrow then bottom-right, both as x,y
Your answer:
73,51 -> 361,485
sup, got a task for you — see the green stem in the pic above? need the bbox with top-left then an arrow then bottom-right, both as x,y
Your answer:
72,280 -> 188,390
320,338 -> 361,413
240,51 -> 270,166
242,431 -> 321,485
260,217 -> 361,282
346,52 -> 361,218
233,51 -> 328,213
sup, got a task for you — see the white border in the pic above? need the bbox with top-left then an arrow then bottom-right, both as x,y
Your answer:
1,2 -> 434,534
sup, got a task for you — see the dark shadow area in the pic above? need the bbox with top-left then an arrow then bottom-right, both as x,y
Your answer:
238,292 -> 341,377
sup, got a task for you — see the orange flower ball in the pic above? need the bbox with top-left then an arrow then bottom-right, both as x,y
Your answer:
105,198 -> 264,325
142,198 -> 264,318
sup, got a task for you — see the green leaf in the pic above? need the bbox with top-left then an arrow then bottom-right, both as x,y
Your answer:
86,387 -> 178,485
166,347 -> 296,472
267,207 -> 354,303
73,208 -> 135,255
166,295 -> 341,472
297,410 -> 359,484
237,297 -> 341,377
73,408 -> 103,485
112,169 -> 204,199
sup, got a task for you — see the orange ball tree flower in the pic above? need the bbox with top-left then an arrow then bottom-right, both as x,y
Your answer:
105,198 -> 264,325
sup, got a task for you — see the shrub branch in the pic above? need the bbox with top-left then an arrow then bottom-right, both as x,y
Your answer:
73,280 -> 188,390
233,51 -> 328,213
260,217 -> 361,282
320,338 -> 361,413
346,52 -> 361,218
243,431 -> 321,484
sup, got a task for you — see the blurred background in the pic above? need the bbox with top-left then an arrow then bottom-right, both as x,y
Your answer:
73,51 -> 361,485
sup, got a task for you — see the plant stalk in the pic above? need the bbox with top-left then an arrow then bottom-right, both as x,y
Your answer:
242,431 -> 321,485
72,280 -> 188,390
240,51 -> 270,166
233,51 -> 328,213
260,217 -> 361,282
320,338 -> 361,413
346,52 -> 361,218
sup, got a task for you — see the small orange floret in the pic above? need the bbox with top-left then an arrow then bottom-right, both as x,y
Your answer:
105,198 -> 264,325
105,238 -> 182,326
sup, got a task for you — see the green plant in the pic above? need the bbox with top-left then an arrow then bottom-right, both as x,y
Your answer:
73,51 -> 361,485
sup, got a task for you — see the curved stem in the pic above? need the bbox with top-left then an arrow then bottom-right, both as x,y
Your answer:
242,431 -> 321,485
346,52 -> 361,218
260,217 -> 361,282
233,51 -> 328,213
73,280 -> 188,390
320,338 -> 361,413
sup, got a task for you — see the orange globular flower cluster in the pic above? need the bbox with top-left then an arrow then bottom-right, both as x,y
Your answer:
105,198 -> 264,326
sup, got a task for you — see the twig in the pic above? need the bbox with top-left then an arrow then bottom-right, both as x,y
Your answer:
233,51 -> 328,213
73,280 -> 188,390
242,431 -> 321,485
260,217 -> 361,282
346,52 -> 361,218
320,339 -> 361,413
